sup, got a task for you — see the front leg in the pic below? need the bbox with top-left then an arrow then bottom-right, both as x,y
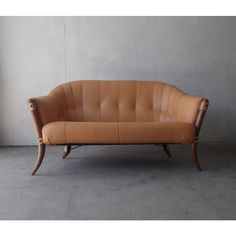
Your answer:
192,142 -> 202,171
32,143 -> 46,175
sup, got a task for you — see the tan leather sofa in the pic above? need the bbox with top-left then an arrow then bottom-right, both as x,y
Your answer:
28,80 -> 209,175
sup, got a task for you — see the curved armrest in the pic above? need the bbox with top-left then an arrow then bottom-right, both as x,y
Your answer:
28,95 -> 66,140
175,95 -> 204,123
175,95 -> 209,137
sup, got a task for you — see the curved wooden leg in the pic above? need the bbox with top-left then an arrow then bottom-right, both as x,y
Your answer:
62,145 -> 71,159
192,142 -> 202,171
32,144 -> 46,175
163,144 -> 172,157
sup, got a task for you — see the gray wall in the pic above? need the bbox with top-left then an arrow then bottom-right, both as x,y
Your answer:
0,16 -> 236,145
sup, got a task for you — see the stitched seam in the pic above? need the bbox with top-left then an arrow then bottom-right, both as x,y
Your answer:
62,85 -> 70,120
117,81 -> 120,143
153,81 -> 154,121
118,81 -> 120,141
171,123 -> 173,143
118,81 -> 120,122
160,84 -> 166,121
64,122 -> 66,144
117,122 -> 119,144
173,89 -> 179,121
81,81 -> 84,121
170,88 -> 176,121
164,86 -> 172,121
166,87 -> 172,120
159,83 -> 165,121
135,81 -> 137,122
70,82 -> 77,121
99,80 -> 101,122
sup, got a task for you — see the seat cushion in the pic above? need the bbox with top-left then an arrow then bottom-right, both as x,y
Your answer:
42,121 -> 196,145
42,122 -> 118,144
118,122 -> 195,144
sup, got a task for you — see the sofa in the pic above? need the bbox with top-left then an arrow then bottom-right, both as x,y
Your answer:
28,80 -> 209,175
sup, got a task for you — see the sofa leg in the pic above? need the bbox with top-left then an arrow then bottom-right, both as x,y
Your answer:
32,144 -> 46,175
192,142 -> 202,171
163,144 -> 171,157
62,145 -> 71,159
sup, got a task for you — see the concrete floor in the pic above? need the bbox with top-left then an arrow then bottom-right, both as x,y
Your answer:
0,143 -> 235,220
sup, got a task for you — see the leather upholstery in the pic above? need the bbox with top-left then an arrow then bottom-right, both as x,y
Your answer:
29,80 -> 206,145
42,121 -> 196,144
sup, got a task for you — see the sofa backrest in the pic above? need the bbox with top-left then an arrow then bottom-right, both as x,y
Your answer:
48,80 -> 191,122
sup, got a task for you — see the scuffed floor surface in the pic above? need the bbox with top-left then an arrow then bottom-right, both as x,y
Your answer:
0,144 -> 235,220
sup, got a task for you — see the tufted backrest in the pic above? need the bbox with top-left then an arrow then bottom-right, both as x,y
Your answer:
47,80 -> 202,123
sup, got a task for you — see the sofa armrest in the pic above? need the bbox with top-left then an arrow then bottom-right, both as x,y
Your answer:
28,95 -> 64,140
175,95 -> 209,136
175,95 -> 203,123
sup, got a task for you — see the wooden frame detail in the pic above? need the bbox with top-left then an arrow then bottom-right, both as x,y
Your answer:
191,98 -> 209,171
28,98 -> 209,175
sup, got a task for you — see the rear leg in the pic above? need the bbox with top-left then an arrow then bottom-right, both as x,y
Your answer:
62,145 -> 71,159
162,144 -> 172,157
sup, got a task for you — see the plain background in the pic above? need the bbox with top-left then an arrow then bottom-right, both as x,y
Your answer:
0,16 -> 236,145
